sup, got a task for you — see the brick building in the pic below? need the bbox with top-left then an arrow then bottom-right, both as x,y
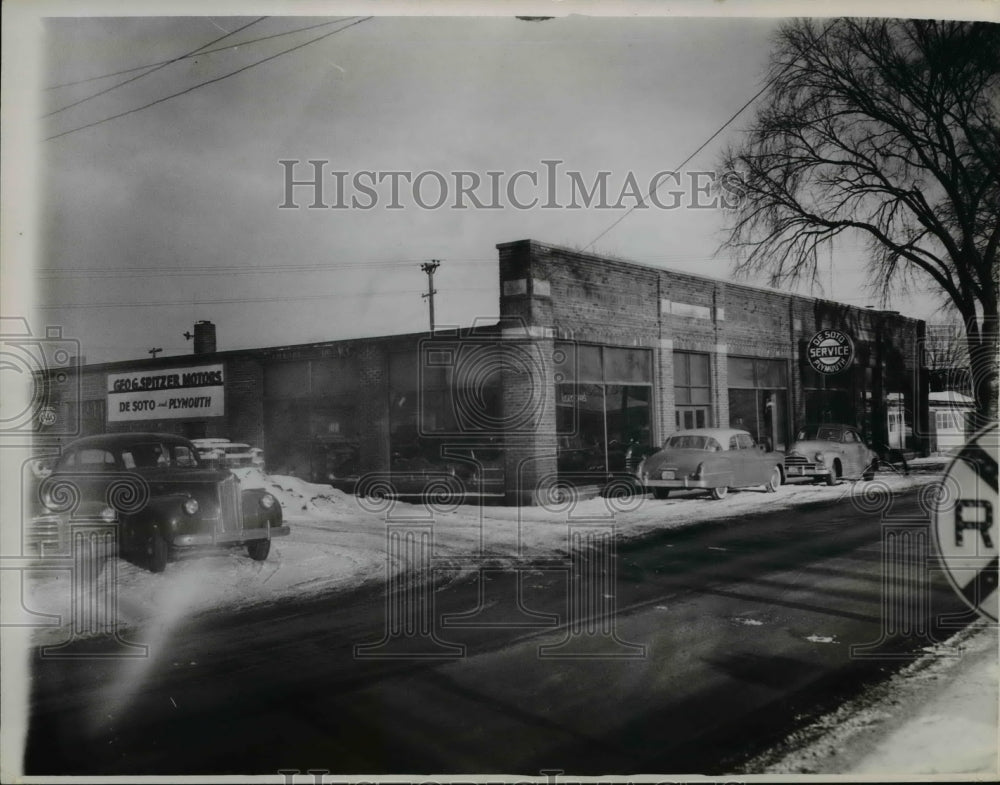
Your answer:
38,239 -> 929,504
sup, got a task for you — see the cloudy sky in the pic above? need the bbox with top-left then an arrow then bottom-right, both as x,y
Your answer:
10,3 -> 979,363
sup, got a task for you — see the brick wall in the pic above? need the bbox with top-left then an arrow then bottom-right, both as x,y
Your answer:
356,341 -> 390,474
497,239 -> 927,457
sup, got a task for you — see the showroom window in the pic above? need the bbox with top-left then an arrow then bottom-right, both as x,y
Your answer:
727,356 -> 789,451
555,343 -> 653,476
264,357 -> 359,482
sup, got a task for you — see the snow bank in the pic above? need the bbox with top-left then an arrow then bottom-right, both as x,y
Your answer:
747,620 -> 999,777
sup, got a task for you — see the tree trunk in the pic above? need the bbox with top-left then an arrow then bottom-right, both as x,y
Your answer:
967,309 -> 999,430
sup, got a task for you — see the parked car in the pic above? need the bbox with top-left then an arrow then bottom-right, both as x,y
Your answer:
636,427 -> 784,500
380,441 -> 505,499
191,438 -> 263,470
784,423 -> 878,485
29,432 -> 288,571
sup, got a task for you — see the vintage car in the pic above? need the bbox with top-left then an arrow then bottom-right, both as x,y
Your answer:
29,432 -> 288,572
784,423 -> 878,485
636,427 -> 784,500
351,438 -> 505,501
191,438 -> 264,470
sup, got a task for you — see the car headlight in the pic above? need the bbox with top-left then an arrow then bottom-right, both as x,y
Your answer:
100,506 -> 116,523
182,497 -> 199,515
259,493 -> 276,510
815,452 -> 825,463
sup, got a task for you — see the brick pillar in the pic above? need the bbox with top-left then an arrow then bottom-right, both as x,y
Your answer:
357,343 -> 389,474
501,329 -> 557,506
713,343 -> 729,428
656,338 -> 675,442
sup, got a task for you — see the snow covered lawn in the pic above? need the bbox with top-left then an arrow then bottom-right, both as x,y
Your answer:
22,467 -> 937,648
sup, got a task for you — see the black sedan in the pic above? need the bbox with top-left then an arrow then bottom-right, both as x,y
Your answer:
29,432 -> 288,572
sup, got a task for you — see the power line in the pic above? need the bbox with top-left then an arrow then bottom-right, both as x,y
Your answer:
45,17 -> 372,143
584,83 -> 774,251
36,252 -> 767,280
35,258 -> 495,279
44,17 -> 266,117
45,18 -> 352,91
584,21 -> 834,250
35,284 -> 496,310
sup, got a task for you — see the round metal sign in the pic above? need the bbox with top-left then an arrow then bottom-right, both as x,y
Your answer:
806,329 -> 855,375
933,422 -> 998,622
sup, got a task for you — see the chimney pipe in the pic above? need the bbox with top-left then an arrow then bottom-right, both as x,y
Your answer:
193,320 -> 216,355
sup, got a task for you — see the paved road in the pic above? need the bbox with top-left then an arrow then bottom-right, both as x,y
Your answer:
24,486 -> 970,776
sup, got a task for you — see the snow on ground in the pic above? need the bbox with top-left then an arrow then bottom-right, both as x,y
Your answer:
23,467 -> 937,648
744,619 -> 999,777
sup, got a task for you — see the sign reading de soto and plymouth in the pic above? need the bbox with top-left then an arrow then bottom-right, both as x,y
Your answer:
107,364 -> 225,422
806,330 -> 855,375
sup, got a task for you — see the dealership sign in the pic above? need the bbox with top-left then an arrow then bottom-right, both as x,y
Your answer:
107,364 -> 225,422
806,330 -> 855,375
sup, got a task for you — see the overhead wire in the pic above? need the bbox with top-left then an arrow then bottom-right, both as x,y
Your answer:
36,259 -> 496,279
584,21 -> 834,251
45,17 -> 372,142
45,18 -> 352,90
44,17 -> 267,117
35,285 -> 497,310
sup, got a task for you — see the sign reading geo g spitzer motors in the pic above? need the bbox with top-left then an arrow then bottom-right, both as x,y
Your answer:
107,364 -> 225,422
933,422 -> 999,622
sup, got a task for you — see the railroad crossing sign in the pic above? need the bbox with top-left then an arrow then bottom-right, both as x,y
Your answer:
933,423 -> 998,622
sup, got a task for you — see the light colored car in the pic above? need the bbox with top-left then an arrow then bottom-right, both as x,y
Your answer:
784,423 -> 878,485
192,438 -> 262,469
636,427 -> 784,500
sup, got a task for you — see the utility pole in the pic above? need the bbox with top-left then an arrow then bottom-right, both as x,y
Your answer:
421,260 -> 440,333
148,348 -> 163,359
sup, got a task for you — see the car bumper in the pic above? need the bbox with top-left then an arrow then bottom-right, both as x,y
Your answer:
171,524 -> 290,548
642,478 -> 711,489
784,464 -> 831,478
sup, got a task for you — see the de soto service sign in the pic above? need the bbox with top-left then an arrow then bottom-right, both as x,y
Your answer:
107,364 -> 225,422
806,329 -> 855,375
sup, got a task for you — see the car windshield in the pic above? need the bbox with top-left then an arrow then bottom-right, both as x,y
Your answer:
120,442 -> 200,469
663,435 -> 722,451
796,426 -> 843,442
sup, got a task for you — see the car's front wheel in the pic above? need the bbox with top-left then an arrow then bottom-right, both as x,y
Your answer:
710,486 -> 729,500
825,461 -> 842,486
765,467 -> 781,493
652,487 -> 670,500
247,538 -> 271,561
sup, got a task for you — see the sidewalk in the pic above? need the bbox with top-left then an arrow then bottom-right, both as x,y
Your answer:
753,620 -> 999,777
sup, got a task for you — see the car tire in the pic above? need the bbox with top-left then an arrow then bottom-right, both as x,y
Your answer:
825,461 -> 841,486
710,486 -> 729,500
247,538 -> 271,562
147,531 -> 168,573
652,487 -> 670,500
765,467 -> 781,493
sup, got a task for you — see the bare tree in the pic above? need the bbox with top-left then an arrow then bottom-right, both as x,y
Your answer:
721,19 -> 999,425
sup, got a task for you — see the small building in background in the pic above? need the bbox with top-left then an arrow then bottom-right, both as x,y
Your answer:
928,390 -> 974,454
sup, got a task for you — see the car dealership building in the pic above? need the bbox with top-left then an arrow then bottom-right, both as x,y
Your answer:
38,239 -> 929,504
